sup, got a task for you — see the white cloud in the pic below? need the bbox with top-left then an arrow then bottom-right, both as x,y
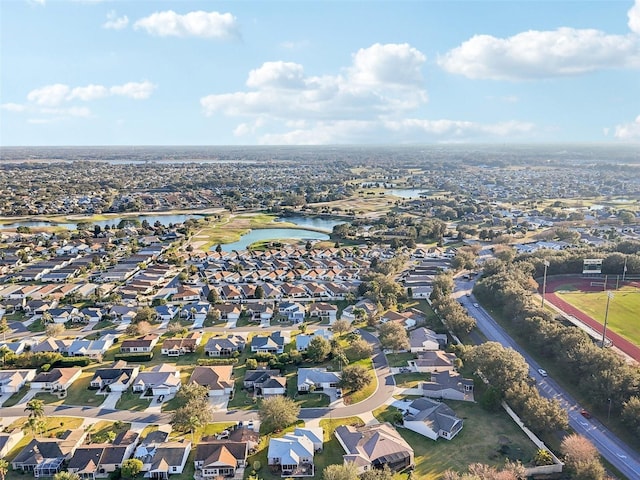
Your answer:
26,83 -> 70,106
109,81 -> 156,99
68,84 -> 109,101
614,115 -> 640,140
133,10 -> 239,39
280,40 -> 309,50
246,62 -> 306,89
201,43 -> 536,144
1,103 -> 27,112
350,43 -> 426,86
103,11 -> 129,30
439,28 -> 640,80
629,0 -> 640,34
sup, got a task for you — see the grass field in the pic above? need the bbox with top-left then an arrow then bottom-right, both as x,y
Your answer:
374,402 -> 537,479
555,286 -> 640,346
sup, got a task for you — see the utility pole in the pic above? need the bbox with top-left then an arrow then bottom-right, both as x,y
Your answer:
622,256 -> 628,282
601,291 -> 614,348
608,397 -> 612,422
541,260 -> 550,308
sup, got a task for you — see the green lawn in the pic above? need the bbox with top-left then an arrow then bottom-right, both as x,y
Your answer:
315,417 -> 365,475
2,384 -> 30,407
286,375 -> 331,408
394,372 -> 430,388
373,401 -> 537,479
556,286 -> 640,346
4,417 -> 84,463
386,352 -> 417,367
63,367 -> 103,407
115,389 -> 152,411
34,392 -> 65,405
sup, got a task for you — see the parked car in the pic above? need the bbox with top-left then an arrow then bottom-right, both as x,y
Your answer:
157,394 -> 165,402
336,388 -> 343,398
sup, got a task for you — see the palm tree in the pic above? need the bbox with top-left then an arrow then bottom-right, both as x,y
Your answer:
25,398 -> 45,419
0,459 -> 8,480
41,311 -> 53,325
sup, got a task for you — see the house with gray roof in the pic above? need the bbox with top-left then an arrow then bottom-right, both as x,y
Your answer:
267,429 -> 318,477
132,363 -> 181,396
250,332 -> 288,354
402,397 -> 464,441
204,335 -> 245,357
90,361 -> 139,392
67,431 -> 139,480
421,370 -> 474,402
297,368 -> 340,392
295,329 -> 333,352
136,438 -> 191,480
0,369 -> 36,393
67,334 -> 116,358
409,327 -> 448,352
408,351 -> 457,373
12,429 -> 86,476
334,423 -> 414,474
244,368 -> 286,397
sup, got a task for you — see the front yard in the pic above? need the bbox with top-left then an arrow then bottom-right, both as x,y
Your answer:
373,400 -> 538,479
386,352 -> 417,367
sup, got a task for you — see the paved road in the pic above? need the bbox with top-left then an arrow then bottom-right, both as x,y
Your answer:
213,329 -> 396,423
0,404 -> 172,425
455,278 -> 640,480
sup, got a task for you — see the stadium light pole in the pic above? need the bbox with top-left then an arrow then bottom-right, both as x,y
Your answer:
601,291 -> 614,349
541,260 -> 550,308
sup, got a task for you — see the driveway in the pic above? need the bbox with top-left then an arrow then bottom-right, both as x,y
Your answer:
209,395 -> 230,411
100,391 -> 122,409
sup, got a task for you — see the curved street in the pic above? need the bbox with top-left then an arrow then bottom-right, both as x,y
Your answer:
455,277 -> 640,480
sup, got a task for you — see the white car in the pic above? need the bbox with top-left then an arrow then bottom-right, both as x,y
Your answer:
473,303 -> 479,308
538,368 -> 548,377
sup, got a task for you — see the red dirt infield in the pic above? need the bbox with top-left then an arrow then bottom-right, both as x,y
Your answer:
543,276 -> 640,363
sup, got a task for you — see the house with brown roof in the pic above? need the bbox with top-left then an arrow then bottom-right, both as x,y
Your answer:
161,332 -> 202,356
308,302 -> 338,323
194,440 -> 248,479
190,365 -> 234,397
334,423 -> 414,474
172,286 -> 201,302
120,334 -> 160,353
30,367 -> 83,393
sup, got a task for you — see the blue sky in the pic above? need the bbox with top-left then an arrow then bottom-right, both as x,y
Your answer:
1,0 -> 639,145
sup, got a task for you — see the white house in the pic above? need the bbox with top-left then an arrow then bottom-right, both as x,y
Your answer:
297,368 -> 341,392
402,397 -> 463,441
132,364 -> 181,396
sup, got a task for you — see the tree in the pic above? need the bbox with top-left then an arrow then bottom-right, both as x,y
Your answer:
340,364 -> 373,392
258,395 -> 300,433
464,342 -> 529,394
378,322 -> 409,352
360,465 -> 394,480
41,311 -> 53,325
125,320 -> 151,336
171,396 -> 214,436
561,434 -> 606,480
215,244 -> 222,253
306,336 -> 331,363
622,396 -> 640,435
349,338 -> 373,360
207,288 -> 220,304
0,459 -> 8,480
25,398 -> 45,419
331,319 -> 350,337
322,462 -> 359,480
121,458 -> 144,479
46,323 -> 65,338
53,472 -> 81,480
0,318 -> 9,341
133,306 -> 156,324
254,285 -> 265,299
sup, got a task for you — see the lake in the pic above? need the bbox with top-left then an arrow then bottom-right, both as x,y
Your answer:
386,188 -> 430,199
277,216 -> 345,232
0,213 -> 204,230
218,228 -> 329,252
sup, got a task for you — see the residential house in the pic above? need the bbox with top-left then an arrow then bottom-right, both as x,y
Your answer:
408,351 -> 457,373
12,429 -> 86,477
278,302 -> 306,323
267,431 -> 316,477
67,431 -> 139,480
402,397 -> 464,441
409,328 -> 448,352
0,429 -> 24,458
173,286 -> 201,302
161,332 -> 202,357
0,341 -> 27,355
243,368 -> 286,397
132,364 -> 181,396
89,361 -> 139,392
120,334 -> 160,353
147,442 -> 192,479
67,336 -> 115,358
246,302 -> 274,322
194,440 -> 248,480
212,303 -> 242,321
180,302 -> 210,321
292,427 -> 323,452
308,303 -> 338,323
110,306 -> 138,324
155,305 -> 179,322
297,368 -> 340,392
0,369 -> 36,393
250,332 -> 288,354
421,371 -> 474,402
295,329 -> 333,352
31,338 -> 73,355
189,365 -> 234,397
204,335 -> 245,357
31,367 -> 83,392
48,306 -> 81,324
334,423 -> 414,474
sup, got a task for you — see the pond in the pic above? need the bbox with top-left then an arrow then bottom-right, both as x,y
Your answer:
0,213 -> 204,230
217,228 -> 329,252
385,188 -> 430,199
277,216 -> 345,232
